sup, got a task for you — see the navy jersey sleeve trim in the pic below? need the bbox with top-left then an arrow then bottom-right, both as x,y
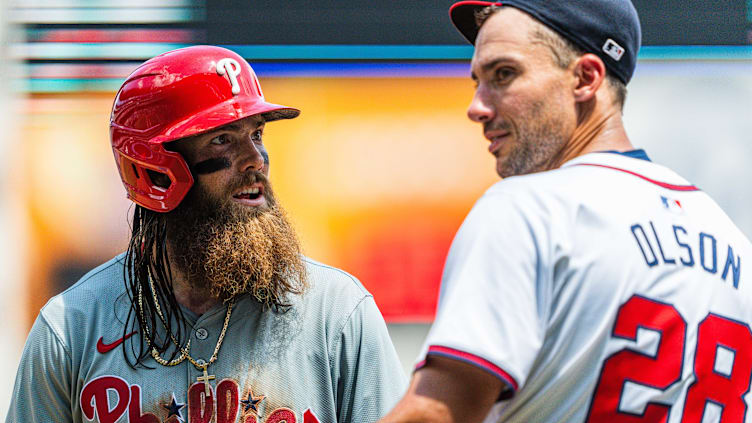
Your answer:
417,345 -> 518,400
599,149 -> 651,162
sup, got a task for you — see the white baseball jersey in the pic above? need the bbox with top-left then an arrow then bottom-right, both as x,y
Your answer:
418,150 -> 752,422
8,255 -> 406,423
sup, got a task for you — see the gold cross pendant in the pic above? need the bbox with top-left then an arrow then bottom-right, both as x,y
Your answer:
196,366 -> 216,397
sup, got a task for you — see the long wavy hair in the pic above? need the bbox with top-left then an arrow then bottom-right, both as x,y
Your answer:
122,205 -> 188,368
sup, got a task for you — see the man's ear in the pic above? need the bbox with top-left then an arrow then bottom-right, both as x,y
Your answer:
573,53 -> 606,103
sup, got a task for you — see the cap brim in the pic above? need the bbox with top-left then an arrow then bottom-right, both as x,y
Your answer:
261,106 -> 300,122
449,1 -> 503,44
152,98 -> 300,144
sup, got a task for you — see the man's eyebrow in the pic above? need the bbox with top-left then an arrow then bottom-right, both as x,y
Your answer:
202,117 -> 266,140
217,122 -> 243,132
480,57 -> 515,74
470,57 -> 518,81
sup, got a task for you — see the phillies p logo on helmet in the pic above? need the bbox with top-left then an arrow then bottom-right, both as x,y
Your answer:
216,58 -> 242,95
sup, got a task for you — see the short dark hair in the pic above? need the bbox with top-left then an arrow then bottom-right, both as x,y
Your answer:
475,6 -> 627,110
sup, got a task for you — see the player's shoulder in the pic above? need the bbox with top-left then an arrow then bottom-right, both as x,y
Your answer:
303,256 -> 370,299
40,254 -> 128,324
49,253 -> 126,299
299,256 -> 373,315
482,151 -> 689,208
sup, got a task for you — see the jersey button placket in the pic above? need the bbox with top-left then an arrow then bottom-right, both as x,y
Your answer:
192,314 -> 220,397
196,328 -> 208,340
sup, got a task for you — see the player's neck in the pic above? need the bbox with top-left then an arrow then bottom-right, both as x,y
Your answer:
547,99 -> 633,170
166,249 -> 223,316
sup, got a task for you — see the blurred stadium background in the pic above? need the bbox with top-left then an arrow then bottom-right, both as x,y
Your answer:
0,1 -> 751,419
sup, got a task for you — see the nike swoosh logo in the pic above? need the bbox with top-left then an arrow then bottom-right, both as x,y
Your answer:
97,331 -> 137,354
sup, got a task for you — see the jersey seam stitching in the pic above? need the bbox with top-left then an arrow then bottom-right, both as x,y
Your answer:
328,294 -> 372,421
53,256 -> 125,299
328,295 -> 372,372
39,311 -> 73,361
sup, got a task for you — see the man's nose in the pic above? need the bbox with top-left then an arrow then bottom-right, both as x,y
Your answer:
237,138 -> 265,173
467,87 -> 495,123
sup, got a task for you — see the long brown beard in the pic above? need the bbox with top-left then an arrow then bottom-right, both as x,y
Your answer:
165,172 -> 307,309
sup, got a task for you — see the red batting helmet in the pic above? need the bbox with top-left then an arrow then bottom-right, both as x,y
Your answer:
110,45 -> 300,212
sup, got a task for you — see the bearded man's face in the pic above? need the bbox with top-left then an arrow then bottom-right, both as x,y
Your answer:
164,116 -> 307,307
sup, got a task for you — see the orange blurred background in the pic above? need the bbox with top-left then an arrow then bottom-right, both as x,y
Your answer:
21,77 -> 499,327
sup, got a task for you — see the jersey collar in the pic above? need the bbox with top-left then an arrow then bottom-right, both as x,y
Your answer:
599,149 -> 651,162
562,150 -> 698,192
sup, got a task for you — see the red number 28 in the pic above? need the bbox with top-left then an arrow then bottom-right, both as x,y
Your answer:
586,295 -> 752,422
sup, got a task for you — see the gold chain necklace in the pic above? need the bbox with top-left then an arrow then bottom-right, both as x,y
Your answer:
137,279 -> 234,397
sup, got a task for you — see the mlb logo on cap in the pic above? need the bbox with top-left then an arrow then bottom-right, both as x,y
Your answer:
602,39 -> 625,61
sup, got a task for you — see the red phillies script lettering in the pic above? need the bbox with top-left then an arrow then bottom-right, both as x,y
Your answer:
188,382 -> 215,423
243,407 -> 321,423
303,408 -> 321,423
128,385 -> 159,423
81,377 -> 160,423
216,379 -> 240,423
80,375 -> 130,423
81,375 -> 322,423
266,407 -> 297,423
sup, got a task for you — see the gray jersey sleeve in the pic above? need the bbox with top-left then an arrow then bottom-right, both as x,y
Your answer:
331,296 -> 407,423
7,313 -> 73,423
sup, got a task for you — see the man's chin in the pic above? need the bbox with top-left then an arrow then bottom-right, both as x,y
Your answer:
496,159 -> 517,179
196,202 -> 307,308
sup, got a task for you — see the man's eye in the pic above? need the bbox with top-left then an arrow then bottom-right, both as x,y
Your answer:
210,134 -> 229,145
251,130 -> 263,142
495,68 -> 515,83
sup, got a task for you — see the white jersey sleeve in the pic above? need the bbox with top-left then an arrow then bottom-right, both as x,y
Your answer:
7,312 -> 74,422
418,187 -> 551,397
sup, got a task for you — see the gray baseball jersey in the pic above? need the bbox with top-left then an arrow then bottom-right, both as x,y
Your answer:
418,151 -> 752,422
8,254 -> 406,423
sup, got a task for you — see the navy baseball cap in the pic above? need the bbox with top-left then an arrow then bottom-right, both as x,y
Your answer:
449,0 -> 641,84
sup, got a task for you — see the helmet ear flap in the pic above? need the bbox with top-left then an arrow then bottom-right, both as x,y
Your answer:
114,148 -> 193,212
144,169 -> 172,189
